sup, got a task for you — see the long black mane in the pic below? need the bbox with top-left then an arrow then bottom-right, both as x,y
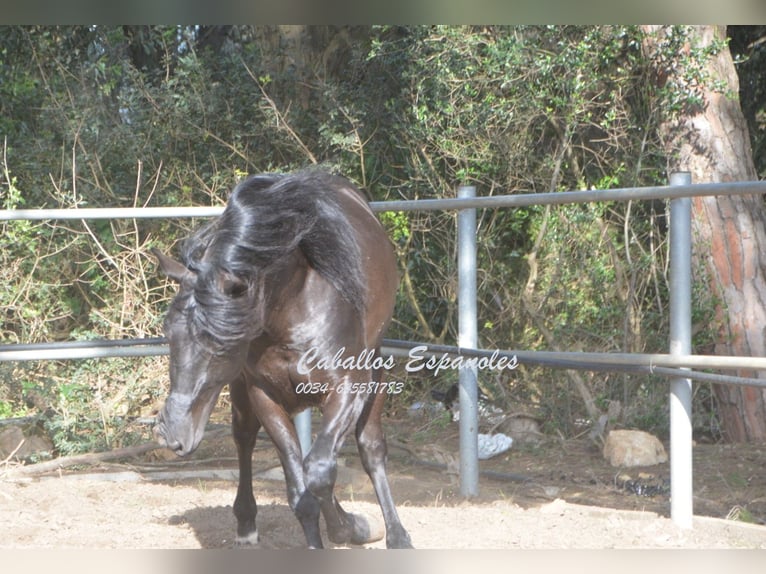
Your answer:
177,169 -> 368,347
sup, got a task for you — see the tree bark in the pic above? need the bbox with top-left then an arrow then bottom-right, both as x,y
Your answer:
642,25 -> 766,442
251,26 -> 370,109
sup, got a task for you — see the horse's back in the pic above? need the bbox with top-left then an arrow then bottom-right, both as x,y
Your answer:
331,179 -> 398,347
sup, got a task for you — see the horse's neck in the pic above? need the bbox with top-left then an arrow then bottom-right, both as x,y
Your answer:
260,250 -> 311,327
260,250 -> 359,347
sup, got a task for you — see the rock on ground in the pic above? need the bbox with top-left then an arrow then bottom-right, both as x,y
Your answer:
602,429 -> 668,467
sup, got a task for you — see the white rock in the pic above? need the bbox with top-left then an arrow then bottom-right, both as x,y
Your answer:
603,429 -> 668,467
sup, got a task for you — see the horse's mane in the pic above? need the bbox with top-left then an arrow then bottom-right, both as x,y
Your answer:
177,169 -> 369,347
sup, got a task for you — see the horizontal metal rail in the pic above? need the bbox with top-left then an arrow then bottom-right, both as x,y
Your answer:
2,181 -> 766,221
0,339 -> 169,361
373,180 -> 766,212
4,337 -> 167,351
0,205 -> 225,221
381,340 -> 766,389
381,339 -> 766,372
2,337 -> 765,388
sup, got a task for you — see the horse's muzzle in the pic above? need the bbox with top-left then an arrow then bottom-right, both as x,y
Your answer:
153,410 -> 190,456
153,389 -> 218,457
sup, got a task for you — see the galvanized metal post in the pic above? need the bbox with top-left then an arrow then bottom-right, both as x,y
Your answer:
294,408 -> 312,459
457,184 -> 479,497
669,171 -> 693,528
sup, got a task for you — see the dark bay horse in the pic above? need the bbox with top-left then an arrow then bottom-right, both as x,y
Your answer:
152,169 -> 412,549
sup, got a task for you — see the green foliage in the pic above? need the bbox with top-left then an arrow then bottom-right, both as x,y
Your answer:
642,26 -> 733,117
0,25 -> 749,452
0,401 -> 16,418
379,211 -> 411,243
726,505 -> 756,524
730,26 -> 766,179
53,363 -> 153,454
3,357 -> 164,455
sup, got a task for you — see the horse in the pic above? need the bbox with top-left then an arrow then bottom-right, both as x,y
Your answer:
152,169 -> 412,549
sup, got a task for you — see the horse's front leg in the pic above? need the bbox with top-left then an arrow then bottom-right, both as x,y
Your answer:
249,385 -> 324,548
230,378 -> 262,546
303,380 -> 383,547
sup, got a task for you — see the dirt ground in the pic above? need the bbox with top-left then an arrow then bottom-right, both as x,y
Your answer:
2,410 -> 766,549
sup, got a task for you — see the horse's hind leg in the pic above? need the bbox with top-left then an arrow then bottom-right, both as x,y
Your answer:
230,378 -> 262,546
355,389 -> 413,548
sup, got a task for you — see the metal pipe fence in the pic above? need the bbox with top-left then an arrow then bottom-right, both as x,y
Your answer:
2,180 -> 766,221
457,184 -> 479,497
4,336 -> 766,384
668,172 -> 694,528
3,177 -> 766,530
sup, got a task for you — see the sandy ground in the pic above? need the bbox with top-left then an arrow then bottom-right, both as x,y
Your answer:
2,413 -> 765,550
2,475 -> 765,549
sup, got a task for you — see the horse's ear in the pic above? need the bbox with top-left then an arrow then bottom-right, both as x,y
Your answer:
152,248 -> 190,284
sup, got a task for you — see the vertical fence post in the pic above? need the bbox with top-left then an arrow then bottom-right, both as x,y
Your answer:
457,184 -> 479,497
294,409 -> 312,459
669,171 -> 693,528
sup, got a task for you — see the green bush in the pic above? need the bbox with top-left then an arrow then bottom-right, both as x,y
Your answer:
0,26 -> 740,453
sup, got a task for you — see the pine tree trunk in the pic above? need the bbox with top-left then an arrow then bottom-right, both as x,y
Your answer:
252,26 -> 369,109
642,25 -> 766,442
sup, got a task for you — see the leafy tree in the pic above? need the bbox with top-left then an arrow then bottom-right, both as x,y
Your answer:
643,25 -> 766,442
730,26 -> 766,179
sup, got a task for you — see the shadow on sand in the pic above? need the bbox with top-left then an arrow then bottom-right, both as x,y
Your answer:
174,502 -> 305,549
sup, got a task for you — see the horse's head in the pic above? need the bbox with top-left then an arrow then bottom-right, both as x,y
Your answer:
152,249 -> 253,456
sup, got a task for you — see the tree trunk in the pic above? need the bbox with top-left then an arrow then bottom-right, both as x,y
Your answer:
642,25 -> 766,442
251,26 -> 370,109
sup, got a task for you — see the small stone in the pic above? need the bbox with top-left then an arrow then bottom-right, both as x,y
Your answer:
602,429 -> 668,467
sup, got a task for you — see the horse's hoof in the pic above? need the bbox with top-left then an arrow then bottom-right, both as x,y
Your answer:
386,527 -> 414,549
329,513 -> 385,546
351,512 -> 385,545
233,529 -> 260,548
